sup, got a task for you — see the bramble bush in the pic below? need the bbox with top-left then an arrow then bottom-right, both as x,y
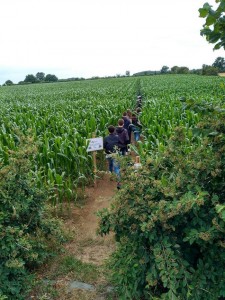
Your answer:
98,102 -> 225,299
0,136 -> 65,300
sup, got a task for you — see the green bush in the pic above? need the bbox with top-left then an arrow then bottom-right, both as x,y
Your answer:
0,137 -> 64,300
98,103 -> 225,299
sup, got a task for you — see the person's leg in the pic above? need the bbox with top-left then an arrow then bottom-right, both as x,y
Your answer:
121,148 -> 126,156
113,160 -> 120,178
134,130 -> 140,142
107,157 -> 113,172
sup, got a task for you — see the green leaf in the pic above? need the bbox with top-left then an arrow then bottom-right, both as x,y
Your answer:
206,15 -> 217,26
199,8 -> 209,18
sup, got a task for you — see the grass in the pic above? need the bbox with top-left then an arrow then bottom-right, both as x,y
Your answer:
49,255 -> 100,284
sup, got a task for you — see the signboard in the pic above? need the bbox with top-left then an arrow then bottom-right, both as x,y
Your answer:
87,137 -> 103,152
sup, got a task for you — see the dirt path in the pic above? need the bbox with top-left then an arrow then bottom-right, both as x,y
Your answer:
34,173 -> 118,300
64,173 -> 117,265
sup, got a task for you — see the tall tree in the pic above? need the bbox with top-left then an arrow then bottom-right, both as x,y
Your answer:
199,0 -> 225,50
5,80 -> 13,86
171,66 -> 179,74
24,74 -> 37,83
45,74 -> 58,82
202,64 -> 219,75
36,72 -> 45,81
160,65 -> 170,74
212,56 -> 225,71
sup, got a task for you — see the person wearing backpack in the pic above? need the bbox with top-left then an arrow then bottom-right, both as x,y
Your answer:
103,125 -> 121,189
115,119 -> 129,156
130,113 -> 142,142
122,111 -> 132,147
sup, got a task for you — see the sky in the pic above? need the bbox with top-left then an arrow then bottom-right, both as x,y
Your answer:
0,0 -> 224,84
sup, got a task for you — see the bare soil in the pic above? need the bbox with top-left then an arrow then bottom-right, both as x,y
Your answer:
64,173 -> 116,265
33,172 -> 118,300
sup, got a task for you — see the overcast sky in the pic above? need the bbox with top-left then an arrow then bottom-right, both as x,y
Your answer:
0,0 -> 224,84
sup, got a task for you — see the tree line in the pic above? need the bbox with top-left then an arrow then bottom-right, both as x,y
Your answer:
159,57 -> 225,76
3,72 -> 59,86
2,56 -> 225,86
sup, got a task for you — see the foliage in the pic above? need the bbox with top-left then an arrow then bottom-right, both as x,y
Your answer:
171,66 -> 190,74
45,74 -> 58,82
0,77 -> 136,204
24,74 -> 37,83
4,80 -> 13,86
213,56 -> 225,72
36,72 -> 45,81
199,0 -> 225,50
0,136 -> 65,300
160,66 -> 170,74
202,64 -> 219,75
98,102 -> 225,299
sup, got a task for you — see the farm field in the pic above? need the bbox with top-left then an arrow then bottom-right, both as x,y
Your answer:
1,74 -> 225,203
1,74 -> 225,299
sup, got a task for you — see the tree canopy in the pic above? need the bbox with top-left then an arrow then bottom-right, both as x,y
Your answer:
199,0 -> 225,50
45,74 -> 58,82
4,80 -> 13,86
160,65 -> 170,74
24,74 -> 37,83
36,72 -> 45,81
213,56 -> 225,71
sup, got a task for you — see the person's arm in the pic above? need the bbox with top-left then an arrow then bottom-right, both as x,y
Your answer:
103,137 -> 108,151
125,130 -> 129,144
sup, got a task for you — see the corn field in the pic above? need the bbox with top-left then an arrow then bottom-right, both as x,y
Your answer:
1,75 -> 225,204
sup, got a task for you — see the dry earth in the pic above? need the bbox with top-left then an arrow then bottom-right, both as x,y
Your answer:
33,173 -> 118,300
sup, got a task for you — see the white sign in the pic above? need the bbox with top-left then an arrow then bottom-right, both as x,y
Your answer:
87,137 -> 103,152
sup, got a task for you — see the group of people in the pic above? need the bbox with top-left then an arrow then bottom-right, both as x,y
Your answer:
103,95 -> 143,189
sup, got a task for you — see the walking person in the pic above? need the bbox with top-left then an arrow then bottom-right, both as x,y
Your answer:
127,109 -> 132,121
115,119 -> 129,156
122,112 -> 132,148
103,125 -> 121,189
130,113 -> 142,142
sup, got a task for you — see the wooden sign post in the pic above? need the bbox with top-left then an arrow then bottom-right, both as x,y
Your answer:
86,134 -> 103,187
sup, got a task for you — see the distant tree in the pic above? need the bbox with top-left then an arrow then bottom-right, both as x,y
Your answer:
202,64 -> 219,75
190,69 -> 202,75
177,67 -> 189,74
212,57 -> 225,72
160,65 -> 170,74
5,80 -> 13,86
199,0 -> 225,50
24,74 -> 37,83
36,72 -> 45,81
45,74 -> 58,82
171,66 -> 179,74
125,70 -> 130,76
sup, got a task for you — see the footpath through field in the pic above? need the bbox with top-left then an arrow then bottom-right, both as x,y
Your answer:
34,173 -> 118,300
33,96 -> 143,299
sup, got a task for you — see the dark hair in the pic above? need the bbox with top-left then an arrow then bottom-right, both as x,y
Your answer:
127,109 -> 132,118
118,119 -> 124,126
136,107 -> 141,113
122,112 -> 127,117
108,125 -> 115,133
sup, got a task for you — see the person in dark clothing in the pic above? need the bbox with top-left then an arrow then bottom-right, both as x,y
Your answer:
136,95 -> 142,109
130,113 -> 142,142
122,112 -> 131,145
103,125 -> 121,189
115,119 -> 129,156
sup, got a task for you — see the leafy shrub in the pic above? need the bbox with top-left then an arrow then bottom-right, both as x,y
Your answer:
0,136 -> 64,300
98,103 -> 225,299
